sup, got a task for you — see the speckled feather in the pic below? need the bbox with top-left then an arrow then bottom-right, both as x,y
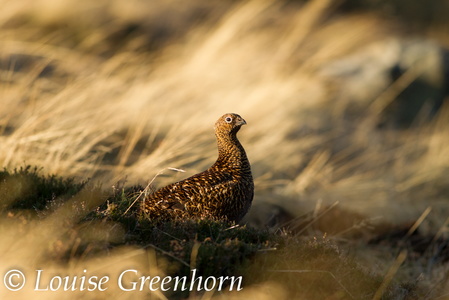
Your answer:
141,113 -> 254,222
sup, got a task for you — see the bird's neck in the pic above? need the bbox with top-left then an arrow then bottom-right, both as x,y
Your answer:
215,132 -> 248,167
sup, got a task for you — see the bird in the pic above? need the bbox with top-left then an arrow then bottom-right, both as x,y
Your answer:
140,113 -> 253,223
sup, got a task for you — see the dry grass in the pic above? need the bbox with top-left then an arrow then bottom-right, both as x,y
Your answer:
1,0 -> 449,298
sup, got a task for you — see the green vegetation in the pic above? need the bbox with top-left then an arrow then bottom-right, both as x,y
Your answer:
0,166 -> 86,211
0,168 -> 423,299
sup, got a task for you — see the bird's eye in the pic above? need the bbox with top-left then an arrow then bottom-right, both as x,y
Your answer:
225,117 -> 232,123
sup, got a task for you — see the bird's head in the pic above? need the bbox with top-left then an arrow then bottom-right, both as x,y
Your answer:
214,113 -> 247,136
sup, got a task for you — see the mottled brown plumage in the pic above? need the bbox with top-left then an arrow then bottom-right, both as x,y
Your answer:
141,113 -> 253,222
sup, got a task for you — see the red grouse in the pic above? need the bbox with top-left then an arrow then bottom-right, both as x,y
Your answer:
141,113 -> 253,222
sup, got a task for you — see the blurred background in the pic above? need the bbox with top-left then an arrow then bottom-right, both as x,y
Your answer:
1,0 -> 449,298
2,0 -> 449,225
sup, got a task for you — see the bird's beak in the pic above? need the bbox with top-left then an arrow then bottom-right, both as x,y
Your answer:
238,119 -> 247,126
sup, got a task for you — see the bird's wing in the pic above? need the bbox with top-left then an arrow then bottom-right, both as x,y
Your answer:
148,171 -> 236,211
